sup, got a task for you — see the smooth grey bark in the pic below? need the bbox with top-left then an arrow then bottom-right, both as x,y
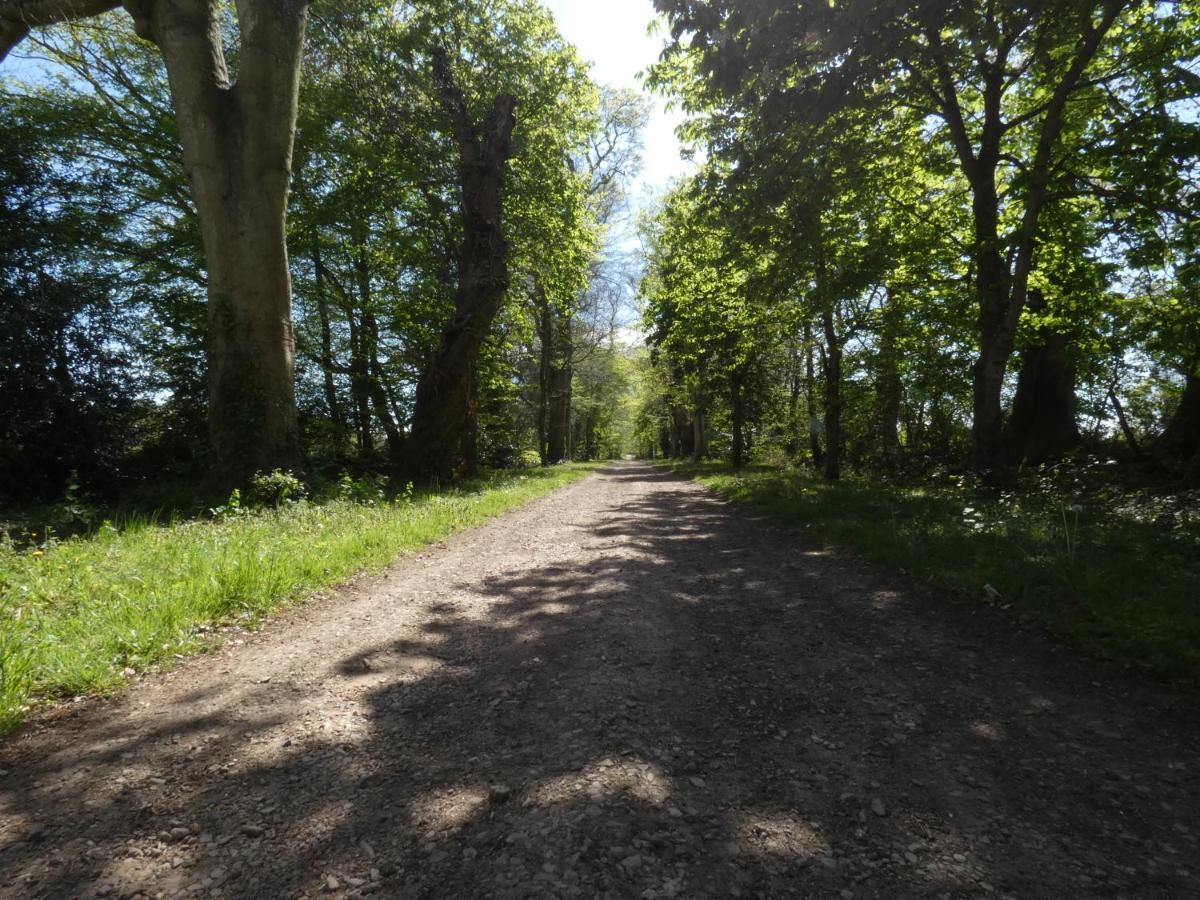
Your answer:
0,0 -> 120,58
2,0 -> 310,486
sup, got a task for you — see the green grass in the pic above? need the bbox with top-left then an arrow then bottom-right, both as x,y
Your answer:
0,463 -> 602,733
670,462 -> 1200,682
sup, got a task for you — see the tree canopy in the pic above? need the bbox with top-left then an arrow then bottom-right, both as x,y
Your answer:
636,0 -> 1200,481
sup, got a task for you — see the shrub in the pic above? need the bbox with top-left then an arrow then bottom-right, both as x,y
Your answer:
333,471 -> 390,505
247,470 -> 308,508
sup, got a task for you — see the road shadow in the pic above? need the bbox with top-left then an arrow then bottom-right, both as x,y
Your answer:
1,463 -> 1197,899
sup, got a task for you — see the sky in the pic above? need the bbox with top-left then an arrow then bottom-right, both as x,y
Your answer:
541,0 -> 694,344
542,0 -> 691,202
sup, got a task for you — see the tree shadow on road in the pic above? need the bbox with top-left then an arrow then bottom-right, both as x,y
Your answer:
1,464 -> 1197,899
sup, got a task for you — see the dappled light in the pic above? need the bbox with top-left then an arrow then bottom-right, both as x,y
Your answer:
1,0 -> 1199,897
968,721 -> 1005,742
2,464 -> 1196,898
733,812 -> 830,862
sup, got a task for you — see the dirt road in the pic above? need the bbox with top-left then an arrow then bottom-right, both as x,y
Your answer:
1,463 -> 1197,899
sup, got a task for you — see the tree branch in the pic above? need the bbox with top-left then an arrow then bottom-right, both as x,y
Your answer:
0,0 -> 119,60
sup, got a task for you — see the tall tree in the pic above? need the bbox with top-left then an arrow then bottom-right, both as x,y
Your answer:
2,0 -> 310,485
404,46 -> 517,481
652,0 -> 1199,472
399,0 -> 594,480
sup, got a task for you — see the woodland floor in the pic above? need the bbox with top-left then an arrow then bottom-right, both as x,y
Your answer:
0,462 -> 1197,900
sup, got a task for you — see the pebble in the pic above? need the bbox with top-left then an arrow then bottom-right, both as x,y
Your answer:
870,798 -> 887,817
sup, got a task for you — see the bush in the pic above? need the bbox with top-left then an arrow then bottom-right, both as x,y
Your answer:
247,470 -> 308,508
331,471 -> 390,505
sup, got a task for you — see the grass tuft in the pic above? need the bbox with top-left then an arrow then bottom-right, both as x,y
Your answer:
0,464 -> 601,734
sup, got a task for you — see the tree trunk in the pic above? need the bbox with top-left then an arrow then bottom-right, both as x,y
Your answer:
354,249 -> 403,458
534,283 -> 572,465
345,309 -> 373,453
821,309 -> 842,481
1159,369 -> 1200,462
954,4 -> 1123,473
966,157 -> 1014,474
1002,291 -> 1079,466
462,362 -> 479,477
311,237 -> 346,446
365,311 -> 403,458
875,290 -> 902,468
786,346 -> 802,456
536,287 -> 551,463
730,368 -> 746,468
545,305 -> 572,464
1108,387 -> 1142,457
404,49 -> 516,482
123,0 -> 309,486
671,406 -> 693,458
691,403 -> 707,462
804,339 -> 823,470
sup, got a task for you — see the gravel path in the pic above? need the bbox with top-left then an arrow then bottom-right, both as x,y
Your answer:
1,462 -> 1197,899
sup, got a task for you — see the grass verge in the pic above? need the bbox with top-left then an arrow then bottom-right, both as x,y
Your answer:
0,463 -> 602,734
669,462 -> 1200,682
